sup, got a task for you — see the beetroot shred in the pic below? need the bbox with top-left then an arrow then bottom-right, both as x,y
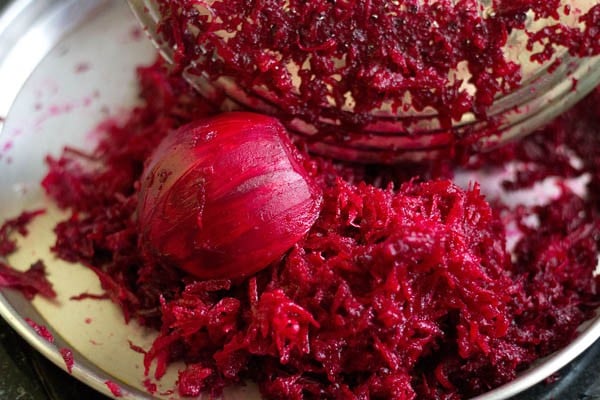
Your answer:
37,59 -> 600,400
0,210 -> 55,300
152,0 -> 600,144
137,112 -> 322,280
0,209 -> 45,257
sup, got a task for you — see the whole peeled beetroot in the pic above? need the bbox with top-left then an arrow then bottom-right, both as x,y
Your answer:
137,112 -> 322,279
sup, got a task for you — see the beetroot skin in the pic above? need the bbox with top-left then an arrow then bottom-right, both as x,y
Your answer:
137,112 -> 322,279
37,60 -> 600,400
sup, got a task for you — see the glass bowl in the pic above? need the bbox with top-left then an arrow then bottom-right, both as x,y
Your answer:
127,0 -> 600,163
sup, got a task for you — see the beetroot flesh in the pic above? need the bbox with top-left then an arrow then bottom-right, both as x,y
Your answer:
0,210 -> 56,300
0,260 -> 56,301
0,209 -> 45,256
153,0 -> 600,145
25,317 -> 55,343
35,60 -> 600,399
60,347 -> 75,374
104,380 -> 123,397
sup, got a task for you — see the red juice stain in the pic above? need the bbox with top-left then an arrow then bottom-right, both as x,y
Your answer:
130,26 -> 143,41
33,94 -> 98,128
74,62 -> 90,74
35,79 -> 60,98
1,141 -> 12,153
49,104 -> 73,114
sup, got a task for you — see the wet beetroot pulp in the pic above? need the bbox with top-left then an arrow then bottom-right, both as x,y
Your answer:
32,59 -> 600,399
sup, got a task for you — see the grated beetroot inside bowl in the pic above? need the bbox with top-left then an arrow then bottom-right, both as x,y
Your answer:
147,0 -> 600,153
33,58 -> 600,399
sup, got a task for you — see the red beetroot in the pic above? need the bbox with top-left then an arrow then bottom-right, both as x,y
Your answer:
60,348 -> 74,374
0,210 -> 55,301
152,0 -> 600,147
0,209 -> 45,256
39,62 -> 600,399
0,261 -> 56,300
104,380 -> 123,397
137,112 -> 322,279
25,318 -> 55,343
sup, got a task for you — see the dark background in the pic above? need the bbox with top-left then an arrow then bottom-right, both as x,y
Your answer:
1,0 -> 600,399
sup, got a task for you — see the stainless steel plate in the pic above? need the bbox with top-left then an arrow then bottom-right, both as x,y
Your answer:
0,1 -> 599,399
0,1 -> 173,399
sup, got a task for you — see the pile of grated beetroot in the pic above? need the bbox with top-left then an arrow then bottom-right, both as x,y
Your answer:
32,60 -> 600,399
153,0 -> 600,142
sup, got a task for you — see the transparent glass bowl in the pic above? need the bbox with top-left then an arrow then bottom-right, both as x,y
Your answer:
128,0 -> 600,163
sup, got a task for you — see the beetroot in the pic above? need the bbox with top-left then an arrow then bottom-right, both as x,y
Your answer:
137,112 -> 322,279
25,317 -> 55,343
0,209 -> 45,256
151,0 -> 600,147
104,380 -> 123,397
60,348 -> 75,374
36,60 -> 600,399
0,261 -> 56,300
0,210 -> 55,300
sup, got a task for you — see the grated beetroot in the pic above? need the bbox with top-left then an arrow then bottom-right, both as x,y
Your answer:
69,292 -> 110,301
25,318 -> 55,343
0,260 -> 56,301
152,0 -> 600,145
0,209 -> 56,300
60,347 -> 75,374
0,209 -> 45,256
36,59 -> 600,399
104,380 -> 123,397
143,378 -> 158,395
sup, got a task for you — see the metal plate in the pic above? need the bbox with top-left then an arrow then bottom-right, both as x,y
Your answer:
0,1 -> 176,398
0,1 -> 599,399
